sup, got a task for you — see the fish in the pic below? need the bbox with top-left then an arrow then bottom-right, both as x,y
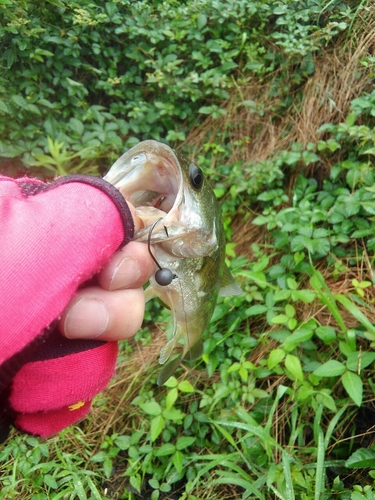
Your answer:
104,140 -> 241,385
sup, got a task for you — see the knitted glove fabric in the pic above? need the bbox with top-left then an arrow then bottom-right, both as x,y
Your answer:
0,174 -> 133,440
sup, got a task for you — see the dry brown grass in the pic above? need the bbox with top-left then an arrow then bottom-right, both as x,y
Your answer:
215,9 -> 375,267
185,8 -> 375,172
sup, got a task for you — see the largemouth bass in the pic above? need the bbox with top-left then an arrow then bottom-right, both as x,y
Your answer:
104,140 -> 241,385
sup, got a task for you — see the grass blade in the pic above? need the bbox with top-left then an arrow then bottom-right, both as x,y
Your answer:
309,270 -> 347,334
212,471 -> 265,500
282,451 -> 295,500
335,294 -> 375,335
315,428 -> 326,500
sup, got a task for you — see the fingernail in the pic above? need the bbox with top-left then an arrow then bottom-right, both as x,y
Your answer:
109,257 -> 141,290
64,298 -> 109,339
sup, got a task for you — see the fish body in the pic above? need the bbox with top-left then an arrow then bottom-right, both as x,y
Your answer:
104,140 -> 241,384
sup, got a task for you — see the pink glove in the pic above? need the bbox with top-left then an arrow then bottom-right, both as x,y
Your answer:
0,174 -> 133,440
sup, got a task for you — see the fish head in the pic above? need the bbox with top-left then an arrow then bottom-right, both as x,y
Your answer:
104,140 -> 221,258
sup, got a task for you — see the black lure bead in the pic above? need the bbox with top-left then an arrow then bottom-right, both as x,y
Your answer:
155,268 -> 175,286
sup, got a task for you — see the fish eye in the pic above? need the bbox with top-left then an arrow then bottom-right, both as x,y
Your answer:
189,163 -> 204,190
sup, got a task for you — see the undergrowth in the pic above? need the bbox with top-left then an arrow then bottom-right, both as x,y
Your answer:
0,0 -> 355,172
2,1 -> 375,499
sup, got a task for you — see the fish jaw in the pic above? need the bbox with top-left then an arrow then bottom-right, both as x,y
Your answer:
104,141 -> 182,213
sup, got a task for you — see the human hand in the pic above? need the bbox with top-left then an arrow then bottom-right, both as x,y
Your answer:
58,205 -> 155,341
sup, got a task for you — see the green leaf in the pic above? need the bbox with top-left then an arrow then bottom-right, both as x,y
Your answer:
309,271 -> 347,334
69,117 -> 85,136
240,270 -> 268,289
342,371 -> 363,406
316,391 -> 337,412
129,474 -> 142,494
346,448 -> 375,468
150,415 -> 165,442
0,101 -> 9,113
239,366 -> 249,382
140,402 -> 162,416
315,326 -> 336,344
290,234 -> 307,252
114,435 -> 130,450
361,147 -> 375,156
162,408 -> 186,421
103,456 -> 113,479
26,103 -> 41,115
290,290 -> 316,303
163,376 -> 178,388
346,352 -> 375,372
285,304 -> 295,318
155,443 -> 176,457
273,289 -> 291,302
272,314 -> 289,324
66,77 -> 83,87
227,362 -> 241,373
282,451 -> 295,500
252,388 -> 270,399
212,473 -> 264,498
268,349 -> 285,369
90,451 -> 107,462
11,94 -> 28,110
198,106 -> 213,114
282,151 -> 301,166
72,473 -> 87,500
87,476 -> 102,500
252,215 -> 270,226
178,380 -> 195,393
313,228 -> 330,238
310,237 -> 330,257
313,360 -> 346,377
286,277 -> 298,290
246,304 -> 268,316
197,13 -> 207,30
315,428 -> 325,500
283,327 -> 314,351
43,474 -> 58,489
172,450 -> 184,474
285,354 -> 304,382
166,388 -> 178,410
176,436 -> 196,450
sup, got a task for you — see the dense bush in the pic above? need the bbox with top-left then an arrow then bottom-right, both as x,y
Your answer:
1,0 -> 349,170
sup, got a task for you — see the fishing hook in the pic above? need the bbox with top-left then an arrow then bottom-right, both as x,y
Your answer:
147,218 -> 177,286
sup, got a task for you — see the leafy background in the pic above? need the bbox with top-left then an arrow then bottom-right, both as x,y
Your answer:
2,0 -> 375,499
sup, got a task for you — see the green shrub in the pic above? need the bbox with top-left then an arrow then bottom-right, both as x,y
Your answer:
0,0 -> 351,170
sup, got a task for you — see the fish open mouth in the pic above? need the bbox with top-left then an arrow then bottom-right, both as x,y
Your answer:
104,143 -> 182,222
